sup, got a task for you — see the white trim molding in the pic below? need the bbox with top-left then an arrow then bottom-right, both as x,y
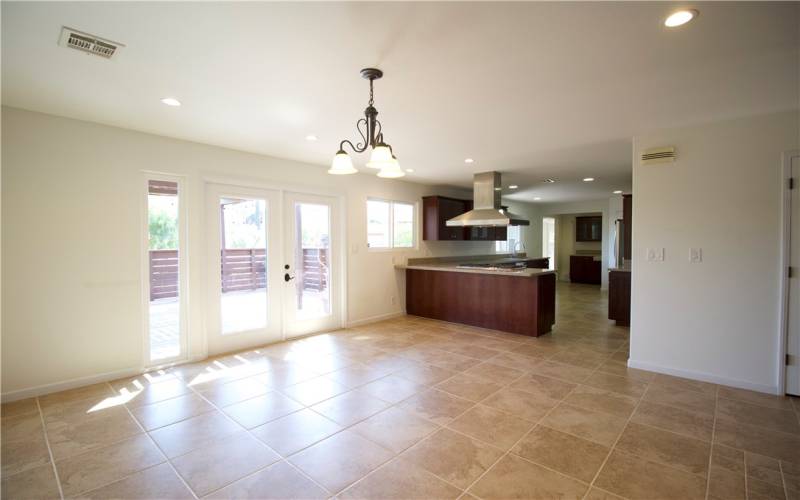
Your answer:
346,311 -> 404,328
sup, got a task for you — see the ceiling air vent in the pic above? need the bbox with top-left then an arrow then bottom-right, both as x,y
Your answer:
58,27 -> 124,59
641,146 -> 676,166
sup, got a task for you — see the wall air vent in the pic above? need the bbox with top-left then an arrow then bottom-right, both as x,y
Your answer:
58,27 -> 124,59
641,146 -> 676,166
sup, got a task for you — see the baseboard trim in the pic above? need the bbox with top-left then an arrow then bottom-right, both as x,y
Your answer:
1,366 -> 143,403
627,359 -> 779,395
346,311 -> 404,328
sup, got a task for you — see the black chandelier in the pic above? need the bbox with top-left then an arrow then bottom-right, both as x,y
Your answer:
328,68 -> 404,178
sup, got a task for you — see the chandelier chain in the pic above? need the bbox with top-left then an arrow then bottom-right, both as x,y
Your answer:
368,79 -> 374,107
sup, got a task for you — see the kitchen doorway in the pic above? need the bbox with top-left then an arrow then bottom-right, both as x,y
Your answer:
542,217 -> 556,270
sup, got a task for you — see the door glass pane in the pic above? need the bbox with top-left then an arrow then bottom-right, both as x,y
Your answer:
294,203 -> 331,319
148,180 -> 181,361
367,200 -> 390,248
393,202 -> 414,248
220,198 -> 267,334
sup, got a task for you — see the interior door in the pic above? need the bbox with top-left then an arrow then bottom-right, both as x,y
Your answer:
788,155 -> 800,395
206,184 -> 282,355
283,192 -> 342,338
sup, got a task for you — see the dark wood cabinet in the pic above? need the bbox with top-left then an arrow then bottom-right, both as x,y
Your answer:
622,194 -> 632,260
525,258 -> 550,269
422,196 -> 507,241
576,216 -> 602,242
570,255 -> 601,284
608,270 -> 631,326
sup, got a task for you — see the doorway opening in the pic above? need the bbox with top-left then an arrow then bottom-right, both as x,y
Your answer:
542,217 -> 556,270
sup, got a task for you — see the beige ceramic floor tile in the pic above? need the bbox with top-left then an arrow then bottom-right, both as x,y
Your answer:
251,408 -> 342,456
222,391 -> 302,429
45,409 -> 143,461
447,404 -> 534,450
650,374 -> 717,395
512,425 -> 610,482
718,386 -> 795,410
340,457 -> 462,499
584,487 -> 627,500
129,393 -> 215,431
111,376 -> 191,409
0,464 -> 60,500
707,464 -> 746,500
582,371 -> 648,399
615,422 -> 710,475
717,397 -> 800,435
463,362 -> 524,384
359,375 -> 426,403
402,428 -> 503,489
206,460 -> 328,499
148,411 -> 241,458
508,372 -> 576,400
310,389 -> 390,426
468,453 -> 588,499
528,360 -> 594,384
1,414 -> 50,477
55,433 -> 164,497
254,364 -> 321,389
563,384 -> 638,418
541,403 -> 628,447
481,386 -> 560,422
394,363 -> 458,386
399,389 -> 475,425
436,373 -> 504,402
280,377 -> 349,406
196,376 -> 270,408
712,444 -> 745,474
38,383 -> 115,413
351,406 -> 439,453
289,429 -> 393,494
594,450 -> 707,500
171,431 -> 280,496
631,400 -> 714,442
714,417 -> 800,463
550,348 -> 610,370
1,398 -> 39,419
81,462 -> 193,499
325,365 -> 388,388
485,352 -> 543,372
643,386 -> 717,416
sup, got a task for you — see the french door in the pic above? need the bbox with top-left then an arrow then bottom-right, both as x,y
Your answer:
283,192 -> 342,338
206,184 -> 283,355
206,185 -> 342,354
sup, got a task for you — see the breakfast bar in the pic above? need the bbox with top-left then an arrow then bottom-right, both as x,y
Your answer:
398,256 -> 556,337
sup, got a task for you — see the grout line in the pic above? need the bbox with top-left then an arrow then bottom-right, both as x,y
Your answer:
704,385 -> 719,500
35,397 -> 65,500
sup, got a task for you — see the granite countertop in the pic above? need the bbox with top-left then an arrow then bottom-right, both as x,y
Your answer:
396,262 -> 557,277
609,261 -> 632,273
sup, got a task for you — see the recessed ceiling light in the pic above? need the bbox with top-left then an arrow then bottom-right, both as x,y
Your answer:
665,9 -> 698,27
305,134 -> 318,142
494,187 -> 502,191
405,169 -> 414,173
534,197 -> 542,201
613,190 -> 623,194
509,185 -> 518,189
160,97 -> 181,107
583,177 -> 595,182
543,178 -> 556,183
464,158 -> 474,164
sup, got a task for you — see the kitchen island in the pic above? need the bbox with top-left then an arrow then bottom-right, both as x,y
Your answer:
398,256 -> 556,337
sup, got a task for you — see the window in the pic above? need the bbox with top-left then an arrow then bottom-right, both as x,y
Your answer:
543,217 -> 556,269
496,224 -> 522,253
367,199 -> 416,249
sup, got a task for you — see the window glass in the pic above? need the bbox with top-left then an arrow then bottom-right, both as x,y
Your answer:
367,200 -> 390,248
393,202 -> 414,248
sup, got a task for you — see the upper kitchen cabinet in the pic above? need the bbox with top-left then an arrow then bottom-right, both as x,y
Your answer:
575,216 -> 602,242
422,196 -> 507,241
422,196 -> 469,241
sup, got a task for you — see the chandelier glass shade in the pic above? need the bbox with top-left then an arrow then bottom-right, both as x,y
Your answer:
329,68 -> 404,178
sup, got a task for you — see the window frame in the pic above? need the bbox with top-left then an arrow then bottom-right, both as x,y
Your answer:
366,197 -> 418,251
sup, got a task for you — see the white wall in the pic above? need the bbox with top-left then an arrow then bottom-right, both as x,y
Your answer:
0,107 -> 540,398
630,110 -> 799,394
541,200 -> 611,289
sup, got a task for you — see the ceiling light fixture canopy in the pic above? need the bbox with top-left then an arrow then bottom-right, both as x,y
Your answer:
328,68 -> 403,178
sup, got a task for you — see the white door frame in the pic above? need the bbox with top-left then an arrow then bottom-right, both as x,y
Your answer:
778,149 -> 800,395
141,172 -> 189,368
282,191 -> 345,339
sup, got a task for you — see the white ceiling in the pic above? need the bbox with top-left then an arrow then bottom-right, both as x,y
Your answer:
2,2 -> 798,202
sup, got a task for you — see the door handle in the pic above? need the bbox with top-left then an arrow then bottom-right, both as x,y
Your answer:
284,273 -> 295,282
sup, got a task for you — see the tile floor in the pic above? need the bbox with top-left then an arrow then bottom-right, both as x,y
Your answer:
2,283 -> 799,499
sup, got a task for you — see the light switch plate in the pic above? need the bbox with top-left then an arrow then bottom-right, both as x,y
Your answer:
647,248 -> 665,262
690,248 -> 702,263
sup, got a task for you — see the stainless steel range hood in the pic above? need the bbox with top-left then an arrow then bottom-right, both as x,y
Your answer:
446,172 -> 530,227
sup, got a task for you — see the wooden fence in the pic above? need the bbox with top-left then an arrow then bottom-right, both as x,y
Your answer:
149,247 -> 327,300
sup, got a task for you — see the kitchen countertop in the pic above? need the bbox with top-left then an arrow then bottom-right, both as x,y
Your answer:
609,262 -> 632,273
396,262 -> 557,277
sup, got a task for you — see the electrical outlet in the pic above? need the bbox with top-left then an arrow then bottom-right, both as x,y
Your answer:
647,248 -> 665,262
690,248 -> 702,263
